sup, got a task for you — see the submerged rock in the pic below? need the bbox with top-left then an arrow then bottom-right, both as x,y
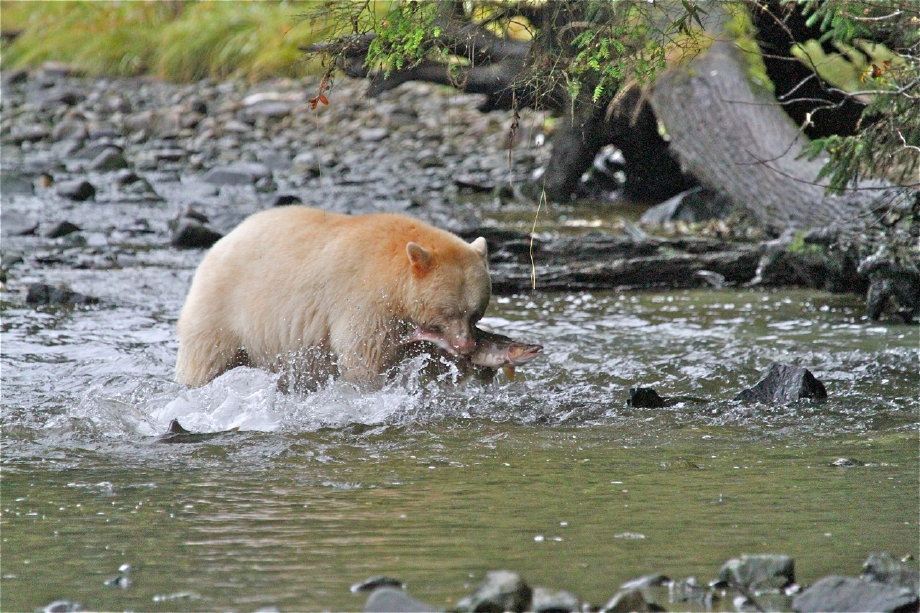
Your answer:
862,552 -> 920,592
600,588 -> 662,612
26,283 -> 98,306
628,387 -> 666,409
351,576 -> 406,593
455,570 -> 532,613
715,554 -> 795,591
363,586 -> 439,613
734,363 -> 827,404
792,575 -> 919,613
530,586 -> 581,613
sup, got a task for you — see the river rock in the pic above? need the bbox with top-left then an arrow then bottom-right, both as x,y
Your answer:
272,194 -> 302,207
640,187 -> 734,225
628,387 -> 666,408
10,125 -> 50,144
26,283 -> 99,306
455,570 -> 532,613
861,553 -> 920,592
38,87 -> 85,109
40,600 -> 83,613
600,588 -> 663,613
171,217 -> 223,249
0,170 -> 35,196
203,162 -> 271,186
51,119 -> 88,142
858,256 -> 920,323
56,179 -> 96,201
363,587 -> 439,613
792,575 -> 919,613
716,554 -> 795,591
44,221 -> 81,238
351,576 -> 405,593
89,148 -> 129,171
530,586 -> 581,613
734,363 -> 827,404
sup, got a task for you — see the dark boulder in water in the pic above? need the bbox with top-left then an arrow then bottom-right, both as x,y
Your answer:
792,575 -> 918,613
628,387 -> 666,408
363,587 -> 439,613
734,363 -> 827,404
26,283 -> 98,306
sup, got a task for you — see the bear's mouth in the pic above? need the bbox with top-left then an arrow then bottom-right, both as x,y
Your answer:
402,327 -> 459,356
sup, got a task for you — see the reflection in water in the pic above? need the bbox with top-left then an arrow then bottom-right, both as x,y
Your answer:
2,288 -> 918,610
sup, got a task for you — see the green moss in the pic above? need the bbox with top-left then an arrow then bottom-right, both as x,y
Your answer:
788,231 -> 824,255
722,3 -> 774,94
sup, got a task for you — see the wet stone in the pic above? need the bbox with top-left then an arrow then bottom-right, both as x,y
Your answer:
51,119 -> 88,142
89,148 -> 129,171
360,127 -> 389,143
716,554 -> 795,591
171,218 -> 223,249
26,283 -> 99,306
628,387 -> 666,408
455,570 -> 532,613
56,179 -> 96,201
272,194 -> 302,207
861,552 -> 920,592
792,575 -> 919,613
600,588 -> 662,613
41,600 -> 83,613
734,363 -> 827,404
351,576 -> 406,593
10,125 -> 50,144
38,87 -> 85,109
363,587 -> 439,613
44,221 -> 81,238
530,586 -> 581,613
203,162 -> 271,186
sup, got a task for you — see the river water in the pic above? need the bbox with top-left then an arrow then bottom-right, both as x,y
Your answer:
3,271 -> 917,610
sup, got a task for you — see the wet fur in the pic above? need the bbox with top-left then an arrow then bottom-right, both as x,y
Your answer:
175,206 -> 490,389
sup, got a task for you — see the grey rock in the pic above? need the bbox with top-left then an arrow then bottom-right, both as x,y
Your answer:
628,387 -> 666,409
41,600 -> 83,613
1,209 -> 38,236
1,170 -> 35,196
360,127 -> 389,143
862,552 -> 920,592
39,87 -> 85,109
9,125 -> 50,144
351,576 -> 405,593
89,148 -> 129,171
531,586 -> 581,613
202,162 -> 271,186
26,283 -> 99,306
171,218 -> 223,249
640,187 -> 734,225
51,119 -> 88,142
56,180 -> 96,201
735,363 -> 827,404
600,588 -> 661,613
44,221 -> 81,238
717,554 -> 795,591
75,141 -> 120,160
456,570 -> 532,613
831,457 -> 863,467
363,587 -> 439,613
792,575 -> 918,613
620,574 -> 671,591
272,194 -> 302,207
245,100 -> 294,119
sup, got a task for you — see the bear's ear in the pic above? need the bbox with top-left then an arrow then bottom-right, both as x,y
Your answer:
406,242 -> 435,277
470,236 -> 488,259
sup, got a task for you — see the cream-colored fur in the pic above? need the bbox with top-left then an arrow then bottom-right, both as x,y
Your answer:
175,206 -> 490,388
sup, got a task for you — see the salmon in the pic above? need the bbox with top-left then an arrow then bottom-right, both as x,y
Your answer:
404,327 -> 543,378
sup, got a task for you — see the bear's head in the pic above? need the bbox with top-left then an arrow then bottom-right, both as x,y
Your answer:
403,236 -> 490,356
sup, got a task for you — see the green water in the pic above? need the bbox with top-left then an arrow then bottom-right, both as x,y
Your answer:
2,288 -> 918,611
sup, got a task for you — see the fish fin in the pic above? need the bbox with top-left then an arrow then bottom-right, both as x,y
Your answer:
502,366 -> 516,380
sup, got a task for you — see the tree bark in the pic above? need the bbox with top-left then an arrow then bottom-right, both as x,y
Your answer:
649,39 -> 900,233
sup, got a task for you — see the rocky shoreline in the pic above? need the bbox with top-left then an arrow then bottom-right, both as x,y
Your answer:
5,65 -> 902,309
349,553 -> 919,613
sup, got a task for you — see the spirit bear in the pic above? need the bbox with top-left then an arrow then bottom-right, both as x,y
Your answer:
175,206 -> 491,388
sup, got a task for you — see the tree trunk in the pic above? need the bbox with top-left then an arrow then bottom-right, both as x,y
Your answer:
649,39 -> 898,233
